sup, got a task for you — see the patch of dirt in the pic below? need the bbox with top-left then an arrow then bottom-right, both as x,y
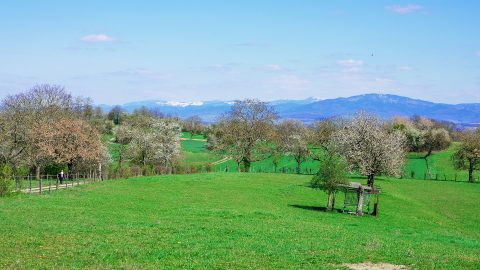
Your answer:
342,262 -> 409,270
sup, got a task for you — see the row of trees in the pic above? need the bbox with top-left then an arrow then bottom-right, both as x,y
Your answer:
208,99 -> 480,186
0,85 -> 108,185
207,100 -> 408,187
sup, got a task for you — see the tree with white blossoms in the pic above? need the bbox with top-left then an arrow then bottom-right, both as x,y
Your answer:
333,112 -> 407,187
276,119 -> 310,174
116,115 -> 181,172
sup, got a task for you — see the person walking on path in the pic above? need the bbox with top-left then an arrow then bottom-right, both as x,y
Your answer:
58,170 -> 65,184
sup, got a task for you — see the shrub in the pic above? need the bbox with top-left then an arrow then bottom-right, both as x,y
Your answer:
310,152 -> 349,210
0,164 -> 13,197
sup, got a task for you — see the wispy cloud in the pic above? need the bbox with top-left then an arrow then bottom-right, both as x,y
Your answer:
338,59 -> 363,72
397,65 -> 413,71
263,64 -> 283,72
338,59 -> 363,67
81,34 -> 115,43
386,4 -> 423,15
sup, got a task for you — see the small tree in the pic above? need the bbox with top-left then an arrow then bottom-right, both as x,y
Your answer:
276,120 -> 310,174
183,116 -> 204,138
419,128 -> 451,175
310,151 -> 349,210
452,130 -> 480,182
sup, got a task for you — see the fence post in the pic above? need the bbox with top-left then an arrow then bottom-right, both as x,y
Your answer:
455,174 -> 457,182
48,175 -> 51,193
39,176 -> 42,194
29,174 -> 32,193
56,174 -> 59,190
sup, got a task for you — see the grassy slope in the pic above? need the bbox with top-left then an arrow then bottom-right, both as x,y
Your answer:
1,173 -> 479,269
404,143 -> 479,181
181,140 -> 220,166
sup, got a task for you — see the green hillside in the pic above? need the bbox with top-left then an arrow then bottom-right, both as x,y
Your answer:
0,173 -> 479,269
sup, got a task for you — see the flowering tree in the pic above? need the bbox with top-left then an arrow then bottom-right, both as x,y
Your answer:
116,115 -> 182,171
333,112 -> 407,187
276,119 -> 310,174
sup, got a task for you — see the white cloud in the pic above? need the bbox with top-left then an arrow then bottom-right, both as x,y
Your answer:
338,59 -> 363,72
263,64 -> 283,71
81,34 -> 115,43
338,59 -> 363,67
397,66 -> 413,71
386,4 -> 423,15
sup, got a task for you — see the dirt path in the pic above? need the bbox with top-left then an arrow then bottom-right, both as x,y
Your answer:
21,179 -> 94,194
212,156 -> 231,165
180,138 -> 207,142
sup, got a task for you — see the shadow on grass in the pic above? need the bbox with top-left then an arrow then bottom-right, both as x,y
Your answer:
289,204 -> 343,213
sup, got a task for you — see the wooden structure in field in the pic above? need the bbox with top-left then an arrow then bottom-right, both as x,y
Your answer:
339,182 -> 381,216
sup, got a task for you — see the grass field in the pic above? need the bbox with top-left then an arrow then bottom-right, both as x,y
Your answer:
0,173 -> 479,269
404,143 -> 480,181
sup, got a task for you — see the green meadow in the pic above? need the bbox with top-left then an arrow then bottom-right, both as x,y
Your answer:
1,173 -> 479,269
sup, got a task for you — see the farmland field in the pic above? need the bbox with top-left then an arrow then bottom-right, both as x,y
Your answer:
0,173 -> 479,269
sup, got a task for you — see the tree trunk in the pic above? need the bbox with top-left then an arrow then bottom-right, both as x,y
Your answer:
424,149 -> 432,175
243,159 -> 251,172
237,161 -> 241,172
468,159 -> 474,183
326,191 -> 332,211
331,191 -> 336,209
356,186 -> 364,216
35,165 -> 41,180
296,159 -> 301,174
367,174 -> 375,187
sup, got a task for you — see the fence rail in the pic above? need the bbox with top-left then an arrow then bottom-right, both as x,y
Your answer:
13,172 -> 107,194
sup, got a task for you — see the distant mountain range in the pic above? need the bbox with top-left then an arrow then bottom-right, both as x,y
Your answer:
100,94 -> 480,127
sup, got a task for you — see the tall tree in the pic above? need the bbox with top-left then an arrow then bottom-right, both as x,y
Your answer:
333,112 -> 406,187
452,130 -> 480,182
215,99 -> 277,172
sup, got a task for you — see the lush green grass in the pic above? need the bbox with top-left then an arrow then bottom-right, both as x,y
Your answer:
404,143 -> 479,181
181,131 -> 206,140
180,140 -> 220,166
0,173 -> 479,269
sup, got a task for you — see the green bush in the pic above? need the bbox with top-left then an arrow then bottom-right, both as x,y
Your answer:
0,164 -> 13,197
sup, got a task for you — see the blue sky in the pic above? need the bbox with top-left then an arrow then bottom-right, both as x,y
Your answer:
0,1 -> 479,104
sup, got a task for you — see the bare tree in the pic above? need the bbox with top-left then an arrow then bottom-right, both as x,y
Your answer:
215,99 -> 277,172
276,119 -> 310,174
419,128 -> 451,175
183,115 -> 204,138
333,112 -> 407,187
452,129 -> 480,182
108,106 -> 125,125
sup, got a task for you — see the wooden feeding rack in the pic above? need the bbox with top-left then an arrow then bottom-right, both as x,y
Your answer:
338,182 -> 381,216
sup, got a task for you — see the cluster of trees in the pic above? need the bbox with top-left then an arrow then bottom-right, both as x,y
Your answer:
114,110 -> 182,176
391,116 -> 452,175
208,100 -> 408,187
207,99 -> 480,213
0,84 -> 109,186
